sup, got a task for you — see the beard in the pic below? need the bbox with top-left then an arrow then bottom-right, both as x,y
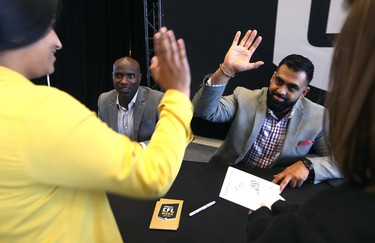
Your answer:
266,89 -> 298,113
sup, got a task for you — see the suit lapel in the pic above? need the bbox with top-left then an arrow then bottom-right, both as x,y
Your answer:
109,91 -> 119,131
132,87 -> 146,140
243,90 -> 268,152
281,99 -> 304,155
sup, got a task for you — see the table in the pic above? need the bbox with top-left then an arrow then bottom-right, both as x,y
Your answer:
108,161 -> 333,243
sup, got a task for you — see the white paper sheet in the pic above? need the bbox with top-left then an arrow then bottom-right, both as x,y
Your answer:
219,166 -> 285,210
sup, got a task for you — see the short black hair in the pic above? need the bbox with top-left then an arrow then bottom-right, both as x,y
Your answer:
277,54 -> 314,84
0,0 -> 62,51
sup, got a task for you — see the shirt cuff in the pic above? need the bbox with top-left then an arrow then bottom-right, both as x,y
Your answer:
206,77 -> 227,87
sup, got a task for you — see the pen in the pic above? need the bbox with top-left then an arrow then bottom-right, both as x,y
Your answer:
46,74 -> 50,87
189,201 -> 216,217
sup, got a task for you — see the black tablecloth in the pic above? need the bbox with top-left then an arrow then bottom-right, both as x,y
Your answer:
108,161 -> 333,243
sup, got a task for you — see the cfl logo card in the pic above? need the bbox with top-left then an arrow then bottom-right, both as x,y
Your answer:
157,203 -> 179,220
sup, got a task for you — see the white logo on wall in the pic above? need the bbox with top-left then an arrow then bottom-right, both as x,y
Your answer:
273,0 -> 348,91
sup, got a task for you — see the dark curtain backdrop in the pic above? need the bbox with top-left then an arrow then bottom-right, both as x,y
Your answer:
31,0 -> 330,140
33,0 -> 146,112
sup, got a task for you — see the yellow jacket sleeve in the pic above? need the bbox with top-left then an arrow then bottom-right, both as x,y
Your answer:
25,87 -> 193,199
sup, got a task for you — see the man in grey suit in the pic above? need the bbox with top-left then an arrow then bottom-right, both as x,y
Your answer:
98,56 -> 164,142
192,30 -> 341,191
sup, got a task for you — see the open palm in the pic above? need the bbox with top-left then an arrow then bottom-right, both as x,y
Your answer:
222,30 -> 264,74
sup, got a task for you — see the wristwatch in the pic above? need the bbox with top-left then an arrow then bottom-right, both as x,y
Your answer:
302,158 -> 315,183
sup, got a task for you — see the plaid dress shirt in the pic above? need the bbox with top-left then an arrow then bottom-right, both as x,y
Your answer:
242,108 -> 294,168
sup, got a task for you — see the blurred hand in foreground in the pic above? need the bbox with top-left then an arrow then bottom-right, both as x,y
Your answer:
150,27 -> 191,97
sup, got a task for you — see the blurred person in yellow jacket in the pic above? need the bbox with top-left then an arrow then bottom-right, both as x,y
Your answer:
0,0 -> 192,242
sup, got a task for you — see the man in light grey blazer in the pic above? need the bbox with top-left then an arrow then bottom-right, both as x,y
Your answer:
98,56 -> 164,142
192,30 -> 341,191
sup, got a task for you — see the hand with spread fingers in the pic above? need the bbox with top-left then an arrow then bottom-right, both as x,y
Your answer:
221,30 -> 264,77
150,27 -> 191,97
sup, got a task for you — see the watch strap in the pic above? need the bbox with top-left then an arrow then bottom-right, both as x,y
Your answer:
302,158 -> 315,183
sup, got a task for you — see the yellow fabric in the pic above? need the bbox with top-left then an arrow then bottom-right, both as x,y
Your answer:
0,66 -> 193,242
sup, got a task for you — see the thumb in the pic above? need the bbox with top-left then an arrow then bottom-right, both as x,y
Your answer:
248,61 -> 264,70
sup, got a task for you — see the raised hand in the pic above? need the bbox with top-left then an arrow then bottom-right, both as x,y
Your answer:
221,30 -> 264,76
150,27 -> 191,97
